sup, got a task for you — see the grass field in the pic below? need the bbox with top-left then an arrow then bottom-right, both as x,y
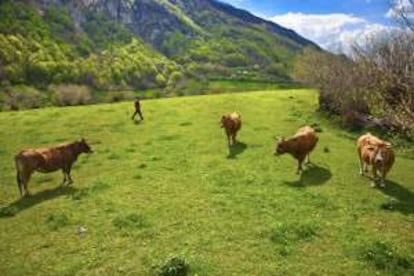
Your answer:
0,90 -> 413,275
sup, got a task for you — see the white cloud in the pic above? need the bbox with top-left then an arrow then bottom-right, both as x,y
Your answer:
270,12 -> 397,55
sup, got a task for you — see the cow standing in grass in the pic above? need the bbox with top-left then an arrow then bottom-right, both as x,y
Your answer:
221,112 -> 242,146
14,139 -> 93,197
274,126 -> 318,174
357,133 -> 395,187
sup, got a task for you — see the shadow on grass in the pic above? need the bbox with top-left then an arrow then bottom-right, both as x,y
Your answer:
284,164 -> 332,187
0,186 -> 78,218
378,180 -> 414,215
227,142 -> 247,159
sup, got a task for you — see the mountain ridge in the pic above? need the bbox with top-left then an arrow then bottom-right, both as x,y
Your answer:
0,0 -> 321,109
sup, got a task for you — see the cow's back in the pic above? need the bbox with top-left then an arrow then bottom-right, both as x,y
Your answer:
224,113 -> 241,132
17,144 -> 77,173
294,127 -> 318,153
357,133 -> 384,149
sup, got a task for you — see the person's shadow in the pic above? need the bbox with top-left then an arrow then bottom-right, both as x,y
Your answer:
378,180 -> 414,215
0,186 -> 78,218
284,164 -> 332,187
227,142 -> 248,159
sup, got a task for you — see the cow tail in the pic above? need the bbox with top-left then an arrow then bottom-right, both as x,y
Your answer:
15,157 -> 23,197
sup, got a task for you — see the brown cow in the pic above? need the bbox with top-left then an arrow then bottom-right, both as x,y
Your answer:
357,133 -> 394,187
15,139 -> 93,197
221,112 -> 242,146
274,126 -> 319,174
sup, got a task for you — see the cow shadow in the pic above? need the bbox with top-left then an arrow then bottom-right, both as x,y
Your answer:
227,142 -> 248,159
0,185 -> 78,218
378,180 -> 414,215
284,164 -> 332,187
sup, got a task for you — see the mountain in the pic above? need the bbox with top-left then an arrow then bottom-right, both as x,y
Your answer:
0,0 -> 319,105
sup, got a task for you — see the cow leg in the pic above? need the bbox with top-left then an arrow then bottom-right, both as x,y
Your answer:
296,158 -> 304,175
306,154 -> 311,165
67,173 -> 73,185
61,169 -> 68,186
66,166 -> 73,185
232,133 -> 237,145
138,110 -> 144,120
370,166 -> 379,187
16,171 -> 23,197
358,150 -> 364,175
379,170 -> 386,188
226,132 -> 231,146
21,171 -> 32,197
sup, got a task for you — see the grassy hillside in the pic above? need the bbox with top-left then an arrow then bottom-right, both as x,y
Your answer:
0,0 -> 319,105
0,90 -> 413,275
0,1 -> 180,92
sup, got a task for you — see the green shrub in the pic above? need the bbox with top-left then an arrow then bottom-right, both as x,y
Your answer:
152,256 -> 189,276
270,222 -> 319,245
1,85 -> 45,110
361,241 -> 412,273
45,213 -> 69,230
112,213 -> 147,230
51,84 -> 93,106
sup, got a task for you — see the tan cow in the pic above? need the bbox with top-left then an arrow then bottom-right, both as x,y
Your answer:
15,139 -> 93,197
275,126 -> 319,174
221,112 -> 242,146
357,133 -> 394,187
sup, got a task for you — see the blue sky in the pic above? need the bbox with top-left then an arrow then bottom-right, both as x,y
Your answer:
220,0 -> 407,54
222,0 -> 393,24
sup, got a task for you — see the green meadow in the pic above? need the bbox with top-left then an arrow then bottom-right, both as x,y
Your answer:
0,90 -> 413,275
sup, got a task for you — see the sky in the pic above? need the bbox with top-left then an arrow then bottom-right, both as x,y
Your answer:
220,0 -> 411,54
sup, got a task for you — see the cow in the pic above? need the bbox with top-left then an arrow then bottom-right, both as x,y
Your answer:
274,126 -> 319,174
357,133 -> 395,187
14,138 -> 93,197
221,112 -> 242,146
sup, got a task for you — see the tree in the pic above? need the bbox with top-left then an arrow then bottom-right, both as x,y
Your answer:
389,0 -> 414,32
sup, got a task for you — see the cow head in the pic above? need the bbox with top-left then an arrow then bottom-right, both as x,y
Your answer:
274,137 -> 286,155
78,138 -> 93,154
373,142 -> 391,166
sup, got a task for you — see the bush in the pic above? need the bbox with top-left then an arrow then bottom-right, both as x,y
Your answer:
360,241 -> 412,273
112,213 -> 147,230
1,85 -> 45,110
152,256 -> 189,276
51,84 -> 92,106
45,213 -> 69,230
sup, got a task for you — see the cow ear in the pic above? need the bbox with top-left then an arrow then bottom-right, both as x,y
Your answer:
385,142 -> 392,148
80,138 -> 86,143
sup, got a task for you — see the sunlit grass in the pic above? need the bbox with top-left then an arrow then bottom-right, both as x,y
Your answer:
0,90 -> 412,275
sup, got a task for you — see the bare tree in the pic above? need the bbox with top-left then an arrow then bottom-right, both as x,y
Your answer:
390,0 -> 414,32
